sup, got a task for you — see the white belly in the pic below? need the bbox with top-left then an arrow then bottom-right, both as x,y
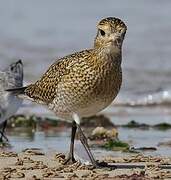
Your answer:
48,86 -> 119,121
0,92 -> 23,124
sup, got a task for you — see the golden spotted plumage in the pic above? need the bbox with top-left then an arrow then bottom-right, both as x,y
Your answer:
23,17 -> 127,120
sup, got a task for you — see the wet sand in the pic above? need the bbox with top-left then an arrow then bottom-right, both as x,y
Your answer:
0,149 -> 171,179
1,114 -> 171,179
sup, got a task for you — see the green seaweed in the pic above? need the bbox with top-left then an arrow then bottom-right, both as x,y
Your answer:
123,120 -> 149,129
103,140 -> 130,151
153,123 -> 171,131
9,115 -> 37,128
8,115 -> 71,128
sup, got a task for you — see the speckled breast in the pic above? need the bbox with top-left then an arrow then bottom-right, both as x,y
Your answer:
49,58 -> 122,120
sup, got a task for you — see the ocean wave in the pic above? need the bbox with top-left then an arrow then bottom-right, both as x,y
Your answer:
115,89 -> 171,107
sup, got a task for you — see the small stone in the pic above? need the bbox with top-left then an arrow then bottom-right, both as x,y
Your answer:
90,127 -> 118,140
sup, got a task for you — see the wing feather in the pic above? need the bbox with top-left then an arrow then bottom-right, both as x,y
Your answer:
25,49 -> 93,104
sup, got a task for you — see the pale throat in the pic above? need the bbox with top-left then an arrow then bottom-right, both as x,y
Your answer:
105,44 -> 121,55
99,43 -> 121,57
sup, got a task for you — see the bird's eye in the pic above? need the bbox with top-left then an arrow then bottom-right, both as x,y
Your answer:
11,66 -> 14,71
118,29 -> 122,33
99,29 -> 105,36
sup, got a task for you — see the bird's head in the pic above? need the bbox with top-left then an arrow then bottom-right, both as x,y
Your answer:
94,17 -> 127,51
6,60 -> 23,87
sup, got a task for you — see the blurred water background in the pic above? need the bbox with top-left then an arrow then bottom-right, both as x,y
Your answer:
1,0 -> 171,156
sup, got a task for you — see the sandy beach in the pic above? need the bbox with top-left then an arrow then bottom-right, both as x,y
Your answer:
0,115 -> 171,179
0,148 -> 171,179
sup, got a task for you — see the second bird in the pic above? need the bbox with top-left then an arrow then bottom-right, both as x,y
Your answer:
0,60 -> 23,142
7,17 -> 127,167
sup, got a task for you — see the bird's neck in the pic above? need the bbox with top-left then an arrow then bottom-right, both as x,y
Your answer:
95,45 -> 122,65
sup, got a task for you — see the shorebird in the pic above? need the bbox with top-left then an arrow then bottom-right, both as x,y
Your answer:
7,17 -> 127,167
0,60 -> 23,142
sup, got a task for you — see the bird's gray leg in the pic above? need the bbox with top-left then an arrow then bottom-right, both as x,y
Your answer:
72,114 -> 112,168
76,124 -> 98,167
72,113 -> 98,167
0,120 -> 8,142
77,124 -> 116,169
0,131 -> 3,142
63,120 -> 77,164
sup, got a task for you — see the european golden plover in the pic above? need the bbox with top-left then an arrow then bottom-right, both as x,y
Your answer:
0,60 -> 23,142
7,17 -> 127,167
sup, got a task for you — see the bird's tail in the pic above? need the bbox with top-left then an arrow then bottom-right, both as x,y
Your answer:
6,86 -> 27,95
6,84 -> 46,104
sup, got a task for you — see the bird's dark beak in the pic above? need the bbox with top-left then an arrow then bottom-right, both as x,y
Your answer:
16,59 -> 23,65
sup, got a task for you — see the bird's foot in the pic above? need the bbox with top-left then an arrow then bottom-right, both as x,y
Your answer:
93,161 -> 117,170
63,154 -> 76,165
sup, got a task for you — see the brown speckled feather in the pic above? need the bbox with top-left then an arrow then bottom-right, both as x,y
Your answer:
25,49 -> 94,104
